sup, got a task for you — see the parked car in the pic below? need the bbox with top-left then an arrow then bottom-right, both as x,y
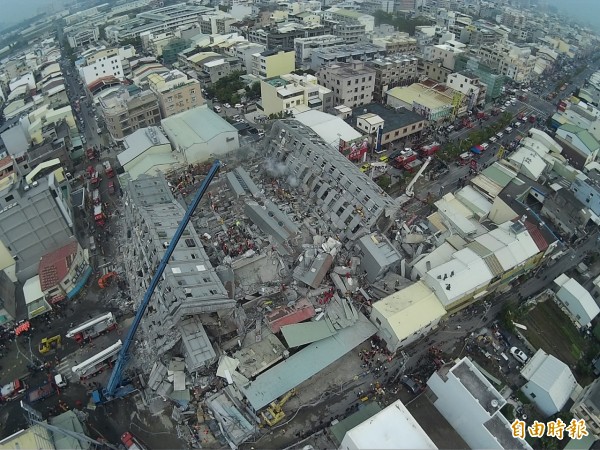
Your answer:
400,375 -> 423,394
360,163 -> 371,173
510,346 -> 528,364
223,103 -> 231,108
234,103 -> 244,109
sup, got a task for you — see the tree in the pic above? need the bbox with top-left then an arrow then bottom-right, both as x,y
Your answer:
372,11 -> 434,34
245,81 -> 261,100
376,175 -> 392,190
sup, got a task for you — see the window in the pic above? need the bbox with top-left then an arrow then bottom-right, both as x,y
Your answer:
5,195 -> 13,202
375,317 -> 381,325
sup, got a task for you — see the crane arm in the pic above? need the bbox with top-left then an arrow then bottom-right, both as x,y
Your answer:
405,156 -> 432,198
102,160 -> 222,400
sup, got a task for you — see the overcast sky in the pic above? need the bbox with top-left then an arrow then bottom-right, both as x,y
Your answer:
547,0 -> 600,31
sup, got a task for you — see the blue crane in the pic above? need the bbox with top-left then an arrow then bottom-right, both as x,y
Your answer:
92,160 -> 222,404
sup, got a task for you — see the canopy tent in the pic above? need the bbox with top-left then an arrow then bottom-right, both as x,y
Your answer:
470,145 -> 484,154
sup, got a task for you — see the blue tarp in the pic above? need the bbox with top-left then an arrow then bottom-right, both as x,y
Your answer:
67,266 -> 93,299
470,146 -> 482,154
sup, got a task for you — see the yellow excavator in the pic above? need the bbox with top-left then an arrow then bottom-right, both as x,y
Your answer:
39,335 -> 62,354
260,389 -> 296,427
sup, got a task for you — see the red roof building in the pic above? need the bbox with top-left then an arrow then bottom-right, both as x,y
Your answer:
38,241 -> 79,292
266,298 -> 316,333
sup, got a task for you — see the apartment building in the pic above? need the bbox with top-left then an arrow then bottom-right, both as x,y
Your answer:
259,73 -> 333,115
105,3 -> 213,43
323,8 -> 375,33
0,158 -> 74,281
294,35 -> 344,69
248,23 -> 332,50
66,27 -> 100,49
329,22 -> 367,45
419,60 -> 453,83
122,174 -> 235,372
476,43 -> 536,83
371,33 -> 418,54
147,69 -> 203,118
446,71 -> 487,110
262,120 -> 397,240
572,377 -> 600,438
199,10 -> 236,35
571,171 -> 600,217
99,88 -> 161,140
251,49 -> 295,79
228,41 -> 265,73
454,54 -> 505,101
367,56 -> 419,102
317,61 -> 376,108
423,43 -> 465,70
310,43 -> 385,71
77,46 -> 136,86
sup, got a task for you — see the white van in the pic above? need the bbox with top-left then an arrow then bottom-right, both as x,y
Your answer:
213,105 -> 222,113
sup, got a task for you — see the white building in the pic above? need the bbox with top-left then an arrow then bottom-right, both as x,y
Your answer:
423,44 -> 465,70
554,274 -> 600,328
161,105 -> 239,164
427,358 -> 533,450
339,400 -> 437,450
77,46 -> 136,86
118,127 -> 176,180
520,349 -> 580,418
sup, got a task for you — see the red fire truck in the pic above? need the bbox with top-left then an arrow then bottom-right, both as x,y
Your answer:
94,204 -> 106,227
103,161 -> 114,178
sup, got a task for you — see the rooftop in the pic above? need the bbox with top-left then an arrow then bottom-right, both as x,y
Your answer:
38,241 -> 79,292
452,358 -> 505,415
119,126 -> 171,167
351,103 -> 426,134
161,105 -> 237,145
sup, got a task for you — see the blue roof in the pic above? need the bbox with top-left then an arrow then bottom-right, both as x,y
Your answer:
239,313 -> 377,410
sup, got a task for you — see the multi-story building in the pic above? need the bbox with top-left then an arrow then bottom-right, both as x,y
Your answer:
352,103 -> 426,147
454,54 -> 505,101
199,10 -> 236,35
423,43 -> 465,70
396,0 -> 416,11
446,71 -> 487,110
317,61 -> 376,108
294,35 -> 345,69
99,87 -> 161,140
248,23 -> 332,50
76,46 -> 136,86
259,73 -> 333,115
105,4 -> 213,43
65,26 -> 100,49
367,56 -> 419,102
38,241 -> 91,305
428,358 -> 533,450
147,69 -> 203,118
122,174 -> 235,372
310,43 -> 385,71
476,43 -> 536,84
572,377 -> 600,438
261,120 -> 397,240
0,158 -> 74,281
571,170 -> 600,218
227,41 -> 265,73
178,51 -> 243,84
323,8 -> 375,33
251,49 -> 295,79
419,59 -> 453,83
387,81 -> 460,122
329,22 -> 367,45
371,33 -> 418,54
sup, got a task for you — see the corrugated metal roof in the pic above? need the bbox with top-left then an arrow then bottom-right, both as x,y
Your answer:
483,254 -> 504,277
239,313 -> 376,410
467,241 -> 492,258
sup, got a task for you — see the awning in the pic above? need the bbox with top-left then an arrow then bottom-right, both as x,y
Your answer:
66,266 -> 93,300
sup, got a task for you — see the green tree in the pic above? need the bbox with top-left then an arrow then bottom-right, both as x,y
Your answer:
245,81 -> 261,100
372,11 -> 434,34
377,175 -> 392,190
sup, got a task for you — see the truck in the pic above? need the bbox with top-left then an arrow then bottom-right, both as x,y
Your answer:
66,312 -> 118,344
72,340 -> 122,380
86,148 -> 97,161
476,111 -> 488,120
529,115 -> 536,123
94,204 -> 105,227
419,143 -> 440,157
391,149 -> 417,169
121,432 -> 147,450
27,382 -> 56,403
1,379 -> 27,401
103,161 -> 114,178
92,189 -> 101,205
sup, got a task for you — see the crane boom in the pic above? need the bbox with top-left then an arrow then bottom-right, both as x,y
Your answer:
405,156 -> 432,198
96,160 -> 222,403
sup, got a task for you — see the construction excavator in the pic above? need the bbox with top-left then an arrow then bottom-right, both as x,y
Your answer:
260,389 -> 296,427
38,335 -> 62,354
98,272 -> 118,289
